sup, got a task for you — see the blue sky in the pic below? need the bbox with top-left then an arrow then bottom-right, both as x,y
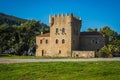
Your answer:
0,0 -> 120,33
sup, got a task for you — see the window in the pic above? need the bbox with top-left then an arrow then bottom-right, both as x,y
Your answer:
62,39 -> 65,44
40,40 -> 42,44
56,39 -> 58,44
76,30 -> 78,35
97,49 -> 99,51
73,28 -> 75,35
62,28 -> 65,33
46,39 -> 48,44
59,50 -> 61,54
56,28 -> 58,33
91,40 -> 94,44
96,39 -> 99,44
73,40 -> 75,44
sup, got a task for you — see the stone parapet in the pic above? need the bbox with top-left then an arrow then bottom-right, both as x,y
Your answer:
72,51 -> 95,58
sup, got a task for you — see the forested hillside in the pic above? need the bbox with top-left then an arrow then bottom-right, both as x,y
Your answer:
0,13 -> 27,26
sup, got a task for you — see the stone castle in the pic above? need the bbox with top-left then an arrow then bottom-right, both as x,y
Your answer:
36,13 -> 108,58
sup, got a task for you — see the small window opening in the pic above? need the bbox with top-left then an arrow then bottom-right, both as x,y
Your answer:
62,39 -> 65,44
56,28 -> 58,33
40,40 -> 42,44
46,39 -> 48,44
56,39 -> 58,44
62,28 -> 65,33
59,50 -> 61,54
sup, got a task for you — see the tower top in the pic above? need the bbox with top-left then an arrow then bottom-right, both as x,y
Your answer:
50,13 -> 81,20
49,13 -> 82,26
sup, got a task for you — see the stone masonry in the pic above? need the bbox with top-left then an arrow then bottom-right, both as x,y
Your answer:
36,13 -> 108,58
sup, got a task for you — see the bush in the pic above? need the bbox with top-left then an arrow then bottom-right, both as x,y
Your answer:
96,52 -> 109,58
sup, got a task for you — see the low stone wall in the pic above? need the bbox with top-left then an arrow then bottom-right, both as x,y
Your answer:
72,51 -> 95,58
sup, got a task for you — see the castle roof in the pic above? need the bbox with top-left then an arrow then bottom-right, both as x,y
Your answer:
80,32 -> 105,36
37,33 -> 50,37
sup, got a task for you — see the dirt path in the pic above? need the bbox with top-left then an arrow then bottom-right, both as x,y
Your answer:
0,58 -> 120,64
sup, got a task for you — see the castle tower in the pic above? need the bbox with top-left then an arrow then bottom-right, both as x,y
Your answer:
36,13 -> 106,58
49,13 -> 82,57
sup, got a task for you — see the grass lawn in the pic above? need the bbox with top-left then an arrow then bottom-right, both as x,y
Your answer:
0,61 -> 120,80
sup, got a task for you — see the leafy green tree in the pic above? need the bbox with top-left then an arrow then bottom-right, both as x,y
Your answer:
99,45 -> 115,57
97,26 -> 120,57
109,39 -> 120,53
0,13 -> 50,55
0,20 -> 41,55
0,23 -> 8,31
10,20 -> 49,55
88,28 -> 97,32
99,26 -> 118,41
0,23 -> 9,53
12,20 -> 41,55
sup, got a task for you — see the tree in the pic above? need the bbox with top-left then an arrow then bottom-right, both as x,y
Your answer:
9,20 -> 49,55
0,23 -> 9,53
0,23 -> 9,31
0,13 -> 50,55
99,26 -> 118,41
99,45 -> 115,57
12,20 -> 41,55
109,39 -> 120,53
88,28 -> 97,32
97,26 -> 120,57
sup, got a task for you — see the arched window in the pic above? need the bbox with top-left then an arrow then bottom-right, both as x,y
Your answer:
62,39 -> 65,44
46,39 -> 48,44
62,28 -> 65,33
56,39 -> 58,44
40,40 -> 42,44
56,28 -> 58,33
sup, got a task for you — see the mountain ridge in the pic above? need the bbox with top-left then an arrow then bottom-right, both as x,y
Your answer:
0,12 -> 28,26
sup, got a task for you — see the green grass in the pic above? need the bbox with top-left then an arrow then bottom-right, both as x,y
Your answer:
0,61 -> 120,80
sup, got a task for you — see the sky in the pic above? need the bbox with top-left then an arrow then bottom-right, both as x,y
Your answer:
0,0 -> 120,33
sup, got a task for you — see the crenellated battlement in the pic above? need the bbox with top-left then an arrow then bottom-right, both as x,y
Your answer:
50,13 -> 77,18
49,13 -> 82,26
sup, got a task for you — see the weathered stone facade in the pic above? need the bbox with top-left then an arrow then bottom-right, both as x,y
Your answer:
79,32 -> 108,51
36,13 -> 108,58
72,51 -> 95,58
36,33 -> 50,56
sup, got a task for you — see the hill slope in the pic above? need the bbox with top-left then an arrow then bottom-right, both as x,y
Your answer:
0,12 -> 49,28
0,13 -> 27,26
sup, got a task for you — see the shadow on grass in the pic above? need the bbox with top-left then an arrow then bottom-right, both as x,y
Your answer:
0,54 -> 12,57
0,53 -> 96,59
0,54 -> 74,59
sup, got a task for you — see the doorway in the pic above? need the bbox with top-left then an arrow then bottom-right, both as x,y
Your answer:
42,50 -> 44,56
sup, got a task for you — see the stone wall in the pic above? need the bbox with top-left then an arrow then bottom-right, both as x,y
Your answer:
72,51 -> 95,58
49,13 -> 81,57
71,17 -> 81,50
35,14 -> 106,58
36,36 -> 51,56
79,33 -> 107,51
